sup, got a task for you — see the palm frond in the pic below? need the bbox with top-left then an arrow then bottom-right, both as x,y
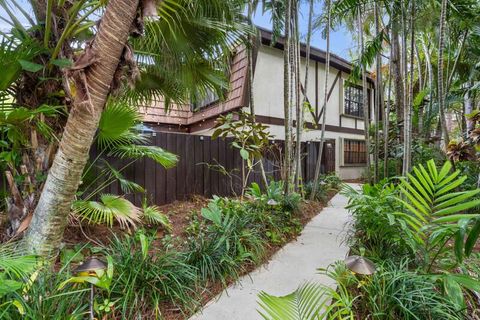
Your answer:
127,0 -> 250,106
0,243 -> 37,278
258,283 -> 330,320
142,204 -> 172,231
109,145 -> 178,169
73,194 -> 141,229
97,101 -> 148,150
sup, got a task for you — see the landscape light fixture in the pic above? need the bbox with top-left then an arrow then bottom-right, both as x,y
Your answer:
74,258 -> 107,320
344,255 -> 376,275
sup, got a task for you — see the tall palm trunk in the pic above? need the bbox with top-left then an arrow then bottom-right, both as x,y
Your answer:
373,2 -> 382,183
295,0 -> 314,190
310,0 -> 331,199
391,11 -> 404,149
422,37 -> 434,140
283,0 -> 292,194
384,40 -> 393,179
438,0 -> 450,147
402,0 -> 414,175
358,6 -> 371,184
247,1 -> 268,188
23,0 -> 140,256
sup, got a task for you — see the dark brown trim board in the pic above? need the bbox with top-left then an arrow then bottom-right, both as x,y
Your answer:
255,115 -> 365,135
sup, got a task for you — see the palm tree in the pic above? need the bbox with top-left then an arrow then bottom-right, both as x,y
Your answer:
358,5 -> 371,184
0,0 -> 247,256
294,0 -> 315,190
437,0 -> 450,147
23,0 -> 141,256
311,0 -> 331,200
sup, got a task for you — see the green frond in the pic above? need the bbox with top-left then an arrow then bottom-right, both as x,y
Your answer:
0,243 -> 37,279
73,194 -> 141,229
109,145 -> 178,169
126,0 -> 250,106
258,283 -> 330,320
142,204 -> 172,231
97,101 -> 147,150
102,161 -> 145,194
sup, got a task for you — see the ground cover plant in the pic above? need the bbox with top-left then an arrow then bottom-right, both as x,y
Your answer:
0,177 -> 340,319
258,160 -> 480,320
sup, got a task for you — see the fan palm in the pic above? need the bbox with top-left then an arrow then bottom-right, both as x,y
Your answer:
0,0 -> 249,256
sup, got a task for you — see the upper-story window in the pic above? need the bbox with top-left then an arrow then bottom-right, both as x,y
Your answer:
191,90 -> 220,111
344,85 -> 364,118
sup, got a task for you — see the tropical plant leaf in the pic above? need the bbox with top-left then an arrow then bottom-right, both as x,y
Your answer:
73,194 -> 141,229
142,204 -> 172,231
258,283 -> 329,320
110,145 -> 178,168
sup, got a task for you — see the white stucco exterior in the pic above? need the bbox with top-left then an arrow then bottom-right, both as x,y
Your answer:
250,45 -> 373,180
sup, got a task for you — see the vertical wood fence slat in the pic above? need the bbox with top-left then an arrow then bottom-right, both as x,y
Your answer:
88,132 -> 336,206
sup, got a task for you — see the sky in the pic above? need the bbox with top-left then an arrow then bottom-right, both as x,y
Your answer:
0,1 -> 356,60
252,2 -> 356,60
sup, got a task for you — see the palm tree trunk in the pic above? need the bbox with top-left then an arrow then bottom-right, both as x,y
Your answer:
402,0 -> 414,175
374,2 -> 382,183
391,10 -> 404,148
438,0 -> 450,147
358,6 -> 371,184
422,37 -> 434,140
310,0 -> 331,199
247,1 -> 268,188
283,0 -> 292,194
384,43 -> 393,179
295,0 -> 314,190
23,0 -> 140,257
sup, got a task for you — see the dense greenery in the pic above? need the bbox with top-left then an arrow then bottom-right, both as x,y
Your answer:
259,160 -> 480,319
0,179 -> 338,318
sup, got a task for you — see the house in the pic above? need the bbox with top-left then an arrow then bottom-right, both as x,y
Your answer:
140,28 -> 373,182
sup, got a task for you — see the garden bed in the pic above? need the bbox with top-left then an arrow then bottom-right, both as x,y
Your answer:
12,185 -> 337,320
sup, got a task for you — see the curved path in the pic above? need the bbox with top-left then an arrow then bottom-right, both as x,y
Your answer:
189,184 -> 358,320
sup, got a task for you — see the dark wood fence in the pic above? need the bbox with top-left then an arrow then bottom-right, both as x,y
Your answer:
90,132 -> 335,206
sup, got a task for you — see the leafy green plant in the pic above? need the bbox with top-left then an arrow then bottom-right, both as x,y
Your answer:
106,233 -> 198,317
141,200 -> 172,231
186,197 -> 265,284
342,182 -> 410,260
73,194 -> 141,229
0,244 -> 38,317
393,160 -> 480,269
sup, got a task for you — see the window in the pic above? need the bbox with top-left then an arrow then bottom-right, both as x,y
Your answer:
344,85 -> 364,117
191,90 -> 220,111
344,139 -> 367,165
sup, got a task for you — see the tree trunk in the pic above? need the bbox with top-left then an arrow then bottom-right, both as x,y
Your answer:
402,0 -> 414,175
295,0 -> 314,190
358,6 -> 371,184
374,2 -> 382,183
23,0 -> 140,257
422,37 -> 434,140
438,0 -> 450,148
283,0 -> 292,194
310,0 -> 331,200
465,82 -> 474,133
391,12 -> 404,145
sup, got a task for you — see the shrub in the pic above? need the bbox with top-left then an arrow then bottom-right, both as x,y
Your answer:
105,232 -> 199,318
304,173 -> 342,202
342,182 -> 410,260
185,197 -> 265,285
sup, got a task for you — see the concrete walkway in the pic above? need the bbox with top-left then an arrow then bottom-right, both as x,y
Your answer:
189,184 -> 358,320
